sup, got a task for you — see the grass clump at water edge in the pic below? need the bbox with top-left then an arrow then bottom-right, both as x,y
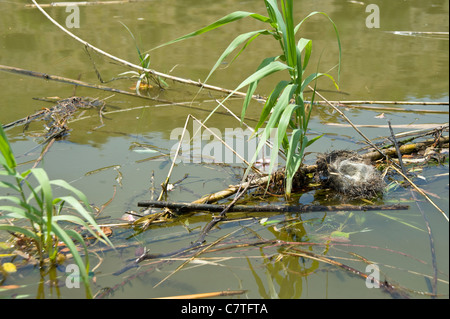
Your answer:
0,124 -> 113,298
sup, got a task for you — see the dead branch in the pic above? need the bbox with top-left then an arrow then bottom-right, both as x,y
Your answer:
137,200 -> 409,213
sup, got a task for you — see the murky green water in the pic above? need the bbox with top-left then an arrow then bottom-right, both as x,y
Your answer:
0,0 -> 448,299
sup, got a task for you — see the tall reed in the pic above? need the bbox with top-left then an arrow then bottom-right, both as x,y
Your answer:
152,0 -> 341,196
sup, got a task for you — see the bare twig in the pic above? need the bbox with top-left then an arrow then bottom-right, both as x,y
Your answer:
317,100 -> 448,106
158,115 -> 191,201
391,165 -> 448,222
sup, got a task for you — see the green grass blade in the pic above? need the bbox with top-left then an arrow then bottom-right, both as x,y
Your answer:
285,130 -> 307,195
277,103 -> 299,147
50,179 -> 90,208
0,124 -> 17,171
55,196 -> 114,248
235,60 -> 291,94
118,21 -> 143,59
0,204 -> 42,224
306,134 -> 323,147
0,225 -> 40,242
50,222 -> 93,298
281,0 -> 296,71
294,11 -> 341,82
204,30 -> 267,84
29,168 -> 53,216
297,38 -> 312,73
301,72 -> 339,91
254,80 -> 290,132
265,84 -> 297,130
150,11 -> 269,51
241,56 -> 278,122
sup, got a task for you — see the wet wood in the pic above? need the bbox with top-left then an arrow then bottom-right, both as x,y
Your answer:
362,136 -> 449,161
137,200 -> 409,213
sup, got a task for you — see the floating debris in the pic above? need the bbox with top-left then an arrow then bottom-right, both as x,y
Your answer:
2,96 -> 104,138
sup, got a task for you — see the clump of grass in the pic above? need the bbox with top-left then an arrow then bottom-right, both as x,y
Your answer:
0,124 -> 113,298
151,0 -> 341,197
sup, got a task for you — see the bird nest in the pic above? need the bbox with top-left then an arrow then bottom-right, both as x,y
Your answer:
315,150 -> 385,199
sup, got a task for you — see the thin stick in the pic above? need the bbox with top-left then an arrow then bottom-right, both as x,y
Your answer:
283,249 -> 409,298
324,123 -> 448,130
153,227 -> 237,288
387,120 -> 407,174
0,64 -> 157,102
388,123 -> 439,295
189,115 -> 262,175
214,97 -> 286,160
321,104 -> 448,115
309,86 -> 387,159
316,100 -> 448,106
391,165 -> 448,222
158,115 -> 191,201
362,136 -> 449,161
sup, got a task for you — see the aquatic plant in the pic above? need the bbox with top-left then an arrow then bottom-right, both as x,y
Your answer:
152,0 -> 341,196
119,22 -> 168,93
0,124 -> 113,298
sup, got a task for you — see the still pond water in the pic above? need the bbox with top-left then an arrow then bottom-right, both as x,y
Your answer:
0,0 -> 448,299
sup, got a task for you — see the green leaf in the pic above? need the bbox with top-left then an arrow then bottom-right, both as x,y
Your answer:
235,61 -> 290,94
280,0 -> 296,71
265,84 -> 297,131
277,103 -> 299,149
50,222 -> 93,298
285,130 -> 307,196
294,11 -> 341,82
50,179 -> 90,208
55,196 -> 113,248
254,80 -> 290,132
306,134 -> 323,147
150,11 -> 270,51
204,30 -> 268,85
240,56 -> 278,122
297,38 -> 312,72
0,124 -> 17,171
0,225 -> 40,242
0,205 -> 42,224
301,72 -> 339,91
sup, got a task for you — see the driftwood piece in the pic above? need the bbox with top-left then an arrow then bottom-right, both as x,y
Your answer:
137,200 -> 409,214
362,136 -> 449,161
